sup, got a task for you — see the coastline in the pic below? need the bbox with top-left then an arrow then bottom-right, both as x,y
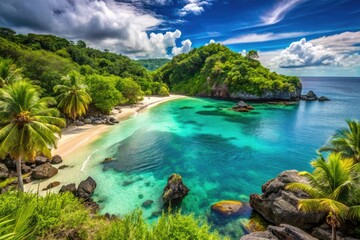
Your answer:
24,94 -> 186,193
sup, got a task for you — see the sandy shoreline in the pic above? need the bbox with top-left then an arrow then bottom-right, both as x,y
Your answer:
24,94 -> 186,192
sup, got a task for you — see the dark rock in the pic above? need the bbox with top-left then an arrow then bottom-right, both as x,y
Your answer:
83,199 -> 99,213
103,157 -> 113,163
311,227 -> 343,240
23,177 -> 32,183
269,224 -> 318,240
43,181 -> 61,191
76,177 -> 97,199
51,155 -> 63,164
59,183 -> 77,194
93,120 -> 102,125
319,96 -> 330,101
58,165 -> 69,170
35,156 -> 48,165
162,173 -> 190,206
304,91 -> 318,101
151,211 -> 162,218
211,200 -> 245,217
122,180 -> 135,186
232,101 -> 254,112
31,163 -> 58,179
241,231 -> 279,240
30,164 -> 36,169
142,200 -> 154,208
0,163 -> 9,179
21,164 -> 32,174
138,194 -> 144,199
75,120 -> 85,126
250,170 -> 325,230
84,118 -> 92,124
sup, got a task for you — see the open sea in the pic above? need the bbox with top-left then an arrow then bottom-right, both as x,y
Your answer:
68,77 -> 360,238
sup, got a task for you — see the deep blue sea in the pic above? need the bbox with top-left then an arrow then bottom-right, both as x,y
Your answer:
69,77 -> 360,238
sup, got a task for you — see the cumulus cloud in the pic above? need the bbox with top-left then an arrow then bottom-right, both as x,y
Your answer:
172,39 -> 192,55
0,0 -> 191,58
271,32 -> 360,68
222,32 -> 309,45
262,0 -> 302,25
179,0 -> 212,16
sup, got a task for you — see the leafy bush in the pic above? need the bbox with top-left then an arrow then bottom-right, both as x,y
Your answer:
115,77 -> 144,104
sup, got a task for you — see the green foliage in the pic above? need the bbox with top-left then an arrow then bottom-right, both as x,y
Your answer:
0,191 -> 90,238
85,74 -> 123,113
0,58 -> 22,86
320,119 -> 360,162
154,43 -> 300,97
96,210 -> 225,240
137,58 -> 170,71
54,71 -> 92,121
286,152 -> 360,237
115,77 -> 143,104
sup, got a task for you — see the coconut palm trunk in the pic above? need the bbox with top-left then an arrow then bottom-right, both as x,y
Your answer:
331,225 -> 336,240
15,156 -> 24,192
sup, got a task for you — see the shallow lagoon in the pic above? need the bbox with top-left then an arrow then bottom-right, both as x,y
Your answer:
70,77 -> 360,238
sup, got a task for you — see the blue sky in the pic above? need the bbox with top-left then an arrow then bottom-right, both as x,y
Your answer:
0,0 -> 359,76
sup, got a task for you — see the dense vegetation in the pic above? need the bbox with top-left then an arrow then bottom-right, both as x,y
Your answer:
0,27 -> 166,114
137,58 -> 170,71
0,191 -> 226,239
154,43 -> 301,97
287,120 -> 360,240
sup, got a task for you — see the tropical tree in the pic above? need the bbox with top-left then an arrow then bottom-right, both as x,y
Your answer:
320,120 -> 360,162
0,58 -> 22,87
0,81 -> 65,191
286,153 -> 360,240
246,50 -> 259,60
54,71 -> 91,123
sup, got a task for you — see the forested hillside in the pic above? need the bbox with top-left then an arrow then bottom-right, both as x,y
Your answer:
137,58 -> 170,71
154,43 -> 301,100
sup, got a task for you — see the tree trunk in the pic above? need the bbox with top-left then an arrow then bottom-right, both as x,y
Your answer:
15,157 -> 24,191
331,225 -> 336,240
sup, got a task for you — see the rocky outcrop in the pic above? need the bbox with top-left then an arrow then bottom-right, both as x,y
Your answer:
250,170 -> 325,230
241,224 -> 318,240
232,101 -> 254,112
35,156 -> 49,165
208,83 -> 302,101
31,163 -> 58,179
162,173 -> 189,206
43,181 -> 60,191
301,90 -> 318,101
76,177 -> 97,199
211,200 -> 246,217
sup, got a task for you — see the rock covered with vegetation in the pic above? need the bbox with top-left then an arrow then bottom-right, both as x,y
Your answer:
162,173 -> 190,206
154,43 -> 302,101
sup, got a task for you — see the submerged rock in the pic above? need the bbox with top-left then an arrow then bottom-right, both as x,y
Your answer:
162,173 -> 190,206
142,200 -> 154,208
250,170 -> 325,230
32,163 -> 58,179
232,101 -> 254,112
211,200 -> 245,217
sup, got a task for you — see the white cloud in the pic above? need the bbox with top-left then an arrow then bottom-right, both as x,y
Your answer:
172,39 -> 192,55
0,0 -> 191,58
179,0 -> 212,16
263,32 -> 360,71
262,0 -> 302,25
222,32 -> 309,45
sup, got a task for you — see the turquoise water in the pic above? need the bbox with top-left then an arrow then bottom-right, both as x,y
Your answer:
77,77 -> 360,238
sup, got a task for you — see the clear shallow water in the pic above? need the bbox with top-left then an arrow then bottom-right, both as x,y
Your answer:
72,77 -> 360,238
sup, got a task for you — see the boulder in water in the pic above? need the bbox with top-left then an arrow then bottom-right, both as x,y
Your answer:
162,173 -> 189,206
319,96 -> 330,101
211,200 -> 245,217
76,176 -> 97,199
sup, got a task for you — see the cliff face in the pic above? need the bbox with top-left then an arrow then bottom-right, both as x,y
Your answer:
201,82 -> 302,101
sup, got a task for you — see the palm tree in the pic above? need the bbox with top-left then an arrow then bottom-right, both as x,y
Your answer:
0,58 -> 22,87
0,80 -> 65,191
54,71 -> 92,123
320,120 -> 360,162
286,153 -> 360,240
